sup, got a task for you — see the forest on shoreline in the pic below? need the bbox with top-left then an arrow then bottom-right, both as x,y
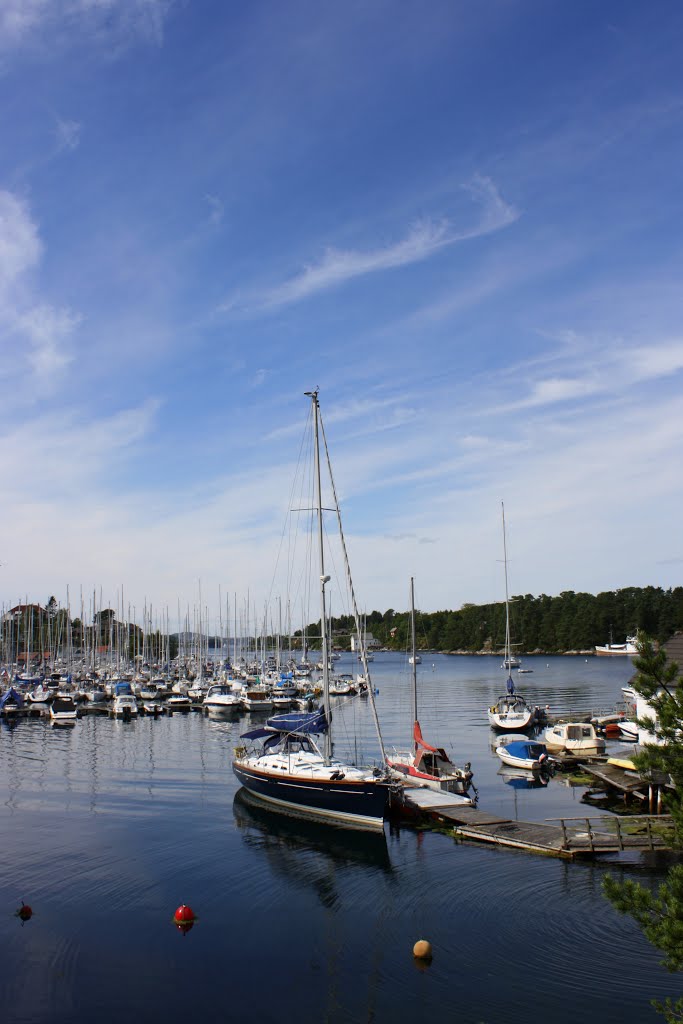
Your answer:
6,585 -> 683,661
312,586 -> 683,654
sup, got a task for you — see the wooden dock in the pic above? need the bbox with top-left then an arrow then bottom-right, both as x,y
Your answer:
401,787 -> 672,859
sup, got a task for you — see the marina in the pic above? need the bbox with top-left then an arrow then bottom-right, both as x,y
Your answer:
1,651 -> 680,1024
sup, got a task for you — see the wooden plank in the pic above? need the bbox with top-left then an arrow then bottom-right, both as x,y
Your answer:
433,808 -> 510,826
402,789 -> 476,811
581,763 -> 644,794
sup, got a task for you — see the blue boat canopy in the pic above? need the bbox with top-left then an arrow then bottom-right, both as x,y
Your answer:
266,710 -> 328,734
0,687 -> 24,710
241,727 -> 275,740
505,740 -> 547,760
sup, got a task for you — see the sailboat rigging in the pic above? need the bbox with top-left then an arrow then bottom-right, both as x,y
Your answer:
232,390 -> 395,830
387,578 -> 475,802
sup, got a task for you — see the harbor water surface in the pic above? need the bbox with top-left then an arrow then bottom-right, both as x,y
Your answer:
1,653 -> 679,1023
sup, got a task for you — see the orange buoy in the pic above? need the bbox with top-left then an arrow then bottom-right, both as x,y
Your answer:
172,904 -> 197,934
16,902 -> 33,922
413,939 -> 432,960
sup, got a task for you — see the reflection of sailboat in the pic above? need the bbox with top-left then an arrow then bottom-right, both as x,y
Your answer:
232,391 -> 394,830
232,787 -> 392,887
497,765 -> 550,789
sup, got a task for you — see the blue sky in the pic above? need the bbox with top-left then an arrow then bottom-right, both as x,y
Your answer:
2,0 -> 683,628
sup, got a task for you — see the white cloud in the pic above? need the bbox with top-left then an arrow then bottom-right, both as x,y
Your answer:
630,340 -> 683,381
55,117 -> 82,152
514,375 -> 601,409
0,0 -> 171,52
20,304 -> 79,380
223,176 -> 519,312
0,190 -> 42,294
0,1 -> 48,47
205,193 -> 224,226
0,190 -> 79,391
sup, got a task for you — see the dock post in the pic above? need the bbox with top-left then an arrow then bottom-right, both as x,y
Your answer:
615,816 -> 623,851
585,818 -> 595,854
560,818 -> 568,850
646,817 -> 653,851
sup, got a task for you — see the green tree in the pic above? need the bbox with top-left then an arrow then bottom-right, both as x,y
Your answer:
604,637 -> 683,1022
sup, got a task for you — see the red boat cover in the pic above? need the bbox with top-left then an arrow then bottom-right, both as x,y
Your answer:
413,720 -> 438,753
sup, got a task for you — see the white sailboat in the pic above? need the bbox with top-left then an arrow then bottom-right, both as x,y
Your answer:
488,504 -> 536,731
232,390 -> 395,830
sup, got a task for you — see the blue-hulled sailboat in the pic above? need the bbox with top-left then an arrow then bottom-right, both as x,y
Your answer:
232,390 -> 395,831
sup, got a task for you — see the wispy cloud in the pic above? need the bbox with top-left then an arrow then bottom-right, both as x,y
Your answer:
20,304 -> 79,382
205,193 -> 224,226
0,189 -> 79,391
496,336 -> 683,412
0,190 -> 42,293
55,117 -> 81,152
0,0 -> 171,53
223,176 -> 519,313
263,394 -> 416,441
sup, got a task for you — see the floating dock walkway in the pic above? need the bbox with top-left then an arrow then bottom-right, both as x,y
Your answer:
401,787 -> 671,859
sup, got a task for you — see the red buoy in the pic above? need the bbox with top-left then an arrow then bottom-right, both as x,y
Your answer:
172,904 -> 197,934
16,902 -> 33,922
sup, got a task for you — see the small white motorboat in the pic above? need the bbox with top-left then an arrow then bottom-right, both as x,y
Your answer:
543,722 -> 605,755
237,685 -> 273,711
202,683 -> 240,710
166,693 -> 192,710
618,719 -> 639,742
142,701 -> 165,716
112,694 -> 139,718
27,683 -> 53,704
328,674 -> 357,697
496,738 -> 550,770
50,695 -> 78,722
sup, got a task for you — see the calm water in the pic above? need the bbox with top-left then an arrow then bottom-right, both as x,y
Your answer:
1,654 -> 680,1023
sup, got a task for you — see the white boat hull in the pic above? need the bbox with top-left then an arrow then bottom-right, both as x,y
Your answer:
495,746 -> 542,770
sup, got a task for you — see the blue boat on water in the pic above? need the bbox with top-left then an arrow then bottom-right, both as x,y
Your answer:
0,687 -> 24,714
232,390 -> 393,832
495,738 -> 549,770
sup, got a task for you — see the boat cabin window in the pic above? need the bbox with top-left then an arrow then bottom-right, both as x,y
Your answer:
582,726 -> 593,738
283,736 -> 314,755
418,753 -> 447,774
567,726 -> 582,740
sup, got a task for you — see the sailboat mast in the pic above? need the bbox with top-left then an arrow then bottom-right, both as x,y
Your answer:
502,501 -> 512,675
410,576 -> 418,730
308,390 -> 331,760
317,403 -> 388,766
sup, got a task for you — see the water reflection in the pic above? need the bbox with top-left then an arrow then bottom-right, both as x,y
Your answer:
497,765 -> 550,789
232,787 -> 392,907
